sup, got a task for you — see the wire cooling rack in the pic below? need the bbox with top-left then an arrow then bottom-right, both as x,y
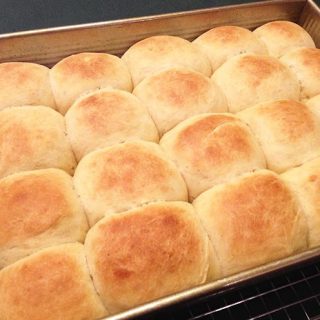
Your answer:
136,257 -> 320,320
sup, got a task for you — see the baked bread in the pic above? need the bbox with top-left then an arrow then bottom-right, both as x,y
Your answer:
133,68 -> 228,135
0,106 -> 76,178
85,201 -> 211,314
0,20 -> 318,319
193,170 -> 308,277
0,62 -> 55,110
74,140 -> 188,226
65,88 -> 159,160
282,157 -> 320,248
193,26 -> 268,72
160,113 -> 266,199
307,94 -> 320,119
50,52 -> 133,114
238,99 -> 320,173
122,35 -> 212,86
280,48 -> 320,99
253,21 -> 315,58
0,243 -> 107,320
0,169 -> 88,268
212,54 -> 300,112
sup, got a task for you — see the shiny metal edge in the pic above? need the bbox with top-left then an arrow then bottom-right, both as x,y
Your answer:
0,0 -> 306,66
299,0 -> 320,46
0,0 -> 305,39
103,247 -> 320,320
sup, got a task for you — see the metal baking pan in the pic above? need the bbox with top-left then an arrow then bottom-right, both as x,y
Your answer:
0,0 -> 319,65
0,0 -> 319,319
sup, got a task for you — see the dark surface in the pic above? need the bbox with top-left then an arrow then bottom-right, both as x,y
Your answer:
1,0 -> 319,33
1,0 -> 319,34
0,0 -> 263,34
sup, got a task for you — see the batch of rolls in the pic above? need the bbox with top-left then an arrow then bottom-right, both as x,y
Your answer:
0,20 -> 320,320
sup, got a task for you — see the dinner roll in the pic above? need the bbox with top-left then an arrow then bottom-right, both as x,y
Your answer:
0,169 -> 88,268
0,243 -> 107,320
50,52 -> 133,114
307,94 -> 320,119
0,106 -> 76,178
122,35 -> 212,86
253,21 -> 315,58
85,201 -> 211,314
193,170 -> 308,277
74,141 -> 188,226
0,62 -> 55,110
133,68 -> 228,135
238,100 -> 320,173
160,113 -> 266,200
280,48 -> 320,99
193,26 -> 268,72
282,158 -> 320,248
212,54 -> 300,112
66,88 -> 159,160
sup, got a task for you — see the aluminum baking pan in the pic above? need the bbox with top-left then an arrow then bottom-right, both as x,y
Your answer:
0,0 -> 319,66
0,0 -> 319,319
106,247 -> 320,320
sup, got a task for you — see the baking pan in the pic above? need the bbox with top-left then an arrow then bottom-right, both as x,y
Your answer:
0,0 -> 319,66
0,0 -> 319,319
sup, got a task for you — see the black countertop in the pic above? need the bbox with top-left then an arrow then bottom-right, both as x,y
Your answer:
0,0 -> 269,34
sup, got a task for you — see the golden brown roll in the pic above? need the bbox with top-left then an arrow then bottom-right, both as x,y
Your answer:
0,243 -> 107,320
0,169 -> 88,268
280,48 -> 320,99
0,106 -> 76,178
74,141 -> 188,226
307,94 -> 320,119
253,21 -> 315,58
193,170 -> 308,277
122,35 -> 212,86
193,26 -> 268,72
50,52 -> 133,114
133,68 -> 228,135
282,157 -> 320,248
0,62 -> 55,110
160,113 -> 266,200
238,99 -> 320,173
85,201 -> 211,314
212,54 -> 300,112
65,88 -> 159,160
